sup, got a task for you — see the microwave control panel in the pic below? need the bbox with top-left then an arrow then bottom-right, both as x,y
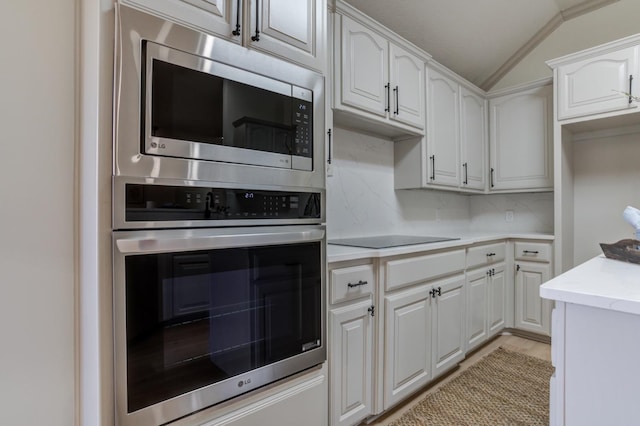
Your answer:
124,183 -> 321,223
292,99 -> 312,158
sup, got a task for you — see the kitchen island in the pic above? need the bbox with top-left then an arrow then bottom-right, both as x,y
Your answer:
540,255 -> 640,426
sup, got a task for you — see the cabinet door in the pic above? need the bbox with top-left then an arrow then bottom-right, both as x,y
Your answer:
246,0 -> 325,71
465,268 -> 488,352
339,15 -> 389,117
431,274 -> 466,379
557,46 -> 639,120
460,87 -> 487,191
329,299 -> 373,426
489,85 -> 553,191
122,0 -> 239,41
384,285 -> 431,409
427,68 -> 460,187
389,43 -> 425,129
514,261 -> 551,335
488,263 -> 506,337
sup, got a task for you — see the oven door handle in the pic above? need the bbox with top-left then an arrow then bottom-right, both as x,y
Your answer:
114,226 -> 326,254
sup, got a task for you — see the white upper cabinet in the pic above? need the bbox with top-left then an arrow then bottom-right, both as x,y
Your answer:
555,45 -> 640,120
488,83 -> 553,192
246,0 -> 325,71
333,6 -> 426,137
426,68 -> 460,188
395,66 -> 486,192
339,15 -> 389,117
390,43 -> 425,129
460,86 -> 487,191
121,0 -> 326,71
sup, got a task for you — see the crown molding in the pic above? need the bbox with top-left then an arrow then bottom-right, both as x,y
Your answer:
482,0 -> 620,90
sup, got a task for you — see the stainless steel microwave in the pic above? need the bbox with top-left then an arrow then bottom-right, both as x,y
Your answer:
114,4 -> 325,190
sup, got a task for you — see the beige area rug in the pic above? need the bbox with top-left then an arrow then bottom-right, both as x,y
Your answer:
389,347 -> 554,426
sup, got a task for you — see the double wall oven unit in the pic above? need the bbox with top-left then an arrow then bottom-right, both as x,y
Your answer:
112,4 -> 326,426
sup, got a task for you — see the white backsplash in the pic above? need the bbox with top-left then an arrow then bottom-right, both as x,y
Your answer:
326,127 -> 553,239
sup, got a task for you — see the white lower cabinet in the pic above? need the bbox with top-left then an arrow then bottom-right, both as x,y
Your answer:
514,241 -> 553,336
514,261 -> 551,335
466,262 -> 506,351
383,273 -> 465,409
431,274 -> 466,379
384,284 -> 432,409
328,261 -> 376,426
329,299 -> 374,426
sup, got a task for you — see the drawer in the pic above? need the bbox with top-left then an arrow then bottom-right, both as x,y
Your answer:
385,249 -> 465,291
330,263 -> 375,304
514,241 -> 552,262
466,242 -> 506,269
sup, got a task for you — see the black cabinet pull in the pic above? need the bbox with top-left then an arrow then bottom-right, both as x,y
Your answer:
516,264 -> 521,272
368,305 -> 375,317
490,167 -> 495,188
430,155 -> 435,181
393,86 -> 399,115
430,287 -> 442,298
523,250 -> 539,255
384,83 -> 390,112
463,162 -> 468,185
251,0 -> 260,41
327,129 -> 332,165
486,252 -> 496,257
629,75 -> 634,104
232,0 -> 241,36
347,280 -> 368,288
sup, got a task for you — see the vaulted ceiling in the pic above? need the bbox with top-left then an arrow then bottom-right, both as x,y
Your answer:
342,0 -> 620,90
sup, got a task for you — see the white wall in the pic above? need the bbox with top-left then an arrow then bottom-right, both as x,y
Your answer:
327,127 -> 554,239
493,0 -> 640,90
0,1 -> 76,425
572,130 -> 640,265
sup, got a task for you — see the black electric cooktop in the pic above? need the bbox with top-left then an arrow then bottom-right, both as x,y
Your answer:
328,235 -> 460,249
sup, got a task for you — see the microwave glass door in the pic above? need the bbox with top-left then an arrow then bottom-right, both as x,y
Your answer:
124,241 -> 322,413
145,42 -> 313,170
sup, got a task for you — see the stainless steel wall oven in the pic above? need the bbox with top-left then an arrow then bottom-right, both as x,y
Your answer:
112,4 -> 326,426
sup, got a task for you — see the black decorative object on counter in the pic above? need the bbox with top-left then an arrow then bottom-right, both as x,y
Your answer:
600,239 -> 640,264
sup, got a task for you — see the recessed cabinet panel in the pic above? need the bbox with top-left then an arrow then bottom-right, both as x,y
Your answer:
330,263 -> 374,304
489,84 -> 553,191
488,263 -> 506,337
460,87 -> 487,191
384,285 -> 431,409
557,46 -> 640,120
427,68 -> 460,187
329,299 -> 373,426
121,0 -> 238,42
340,15 -> 389,117
466,242 -> 506,269
432,274 -> 466,379
248,0 -> 319,68
515,261 -> 551,335
385,249 -> 465,291
466,268 -> 488,352
390,43 -> 425,129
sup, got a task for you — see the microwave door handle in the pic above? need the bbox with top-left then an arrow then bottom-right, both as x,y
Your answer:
114,227 -> 325,254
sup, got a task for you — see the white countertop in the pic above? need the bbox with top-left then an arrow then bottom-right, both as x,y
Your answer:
327,231 -> 554,263
540,255 -> 640,315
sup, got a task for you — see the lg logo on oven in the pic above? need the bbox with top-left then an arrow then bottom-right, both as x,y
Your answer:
150,142 -> 166,149
237,378 -> 252,388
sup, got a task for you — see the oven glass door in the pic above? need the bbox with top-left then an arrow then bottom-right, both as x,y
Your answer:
120,235 -> 322,414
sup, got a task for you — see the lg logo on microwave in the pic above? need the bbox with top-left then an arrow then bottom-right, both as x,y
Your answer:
237,378 -> 252,388
150,142 -> 166,149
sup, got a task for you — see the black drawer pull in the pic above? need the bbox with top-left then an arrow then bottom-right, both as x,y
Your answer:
486,252 -> 496,257
347,280 -> 368,288
523,250 -> 539,254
